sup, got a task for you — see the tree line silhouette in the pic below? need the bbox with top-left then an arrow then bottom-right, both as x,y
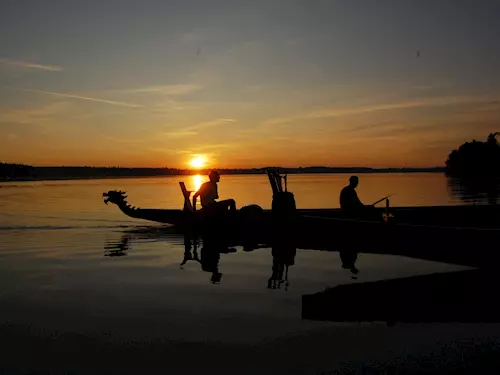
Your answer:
0,163 -> 444,182
446,133 -> 500,205
445,133 -> 500,177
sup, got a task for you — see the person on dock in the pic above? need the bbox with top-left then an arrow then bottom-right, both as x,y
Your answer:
192,170 -> 236,214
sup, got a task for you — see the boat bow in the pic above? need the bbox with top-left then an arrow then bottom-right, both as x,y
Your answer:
102,190 -> 189,224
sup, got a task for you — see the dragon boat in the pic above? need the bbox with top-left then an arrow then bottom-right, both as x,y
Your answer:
102,171 -> 500,266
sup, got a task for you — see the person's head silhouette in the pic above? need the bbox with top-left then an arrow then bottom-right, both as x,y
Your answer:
349,175 -> 359,188
209,170 -> 220,183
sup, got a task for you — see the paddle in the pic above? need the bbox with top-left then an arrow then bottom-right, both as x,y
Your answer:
371,194 -> 394,206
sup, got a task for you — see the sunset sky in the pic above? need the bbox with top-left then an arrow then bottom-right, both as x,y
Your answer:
1,1 -> 500,168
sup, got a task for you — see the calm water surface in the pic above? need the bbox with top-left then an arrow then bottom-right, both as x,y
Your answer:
0,173 -> 498,373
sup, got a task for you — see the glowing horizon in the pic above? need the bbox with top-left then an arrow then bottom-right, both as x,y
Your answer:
2,2 -> 500,169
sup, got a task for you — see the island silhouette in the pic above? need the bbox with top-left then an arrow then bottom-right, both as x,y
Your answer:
446,132 -> 500,177
445,133 -> 500,204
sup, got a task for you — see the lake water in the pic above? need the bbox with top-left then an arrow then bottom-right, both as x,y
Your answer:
0,173 -> 499,374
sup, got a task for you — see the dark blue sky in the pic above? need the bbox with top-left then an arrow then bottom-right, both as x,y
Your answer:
1,0 -> 500,167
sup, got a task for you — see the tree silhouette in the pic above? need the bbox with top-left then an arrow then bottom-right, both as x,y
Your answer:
445,133 -> 500,177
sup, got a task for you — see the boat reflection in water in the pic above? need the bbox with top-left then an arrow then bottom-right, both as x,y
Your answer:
267,238 -> 296,291
102,171 -> 500,323
104,236 -> 130,257
180,232 -> 200,267
103,226 -> 500,324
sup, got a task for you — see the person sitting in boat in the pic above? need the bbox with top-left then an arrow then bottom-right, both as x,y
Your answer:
192,170 -> 236,214
340,176 -> 363,209
340,175 -> 372,217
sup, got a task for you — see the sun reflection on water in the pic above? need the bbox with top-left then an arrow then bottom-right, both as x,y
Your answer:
191,174 -> 205,192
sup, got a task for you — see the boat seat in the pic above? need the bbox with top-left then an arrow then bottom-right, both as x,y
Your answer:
179,182 -> 194,212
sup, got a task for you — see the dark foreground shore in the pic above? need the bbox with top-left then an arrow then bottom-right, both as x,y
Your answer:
303,269 -> 500,323
1,268 -> 500,375
2,318 -> 500,374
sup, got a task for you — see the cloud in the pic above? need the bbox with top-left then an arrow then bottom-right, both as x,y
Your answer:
98,134 -> 152,145
161,130 -> 199,138
189,118 -> 236,130
262,95 -> 497,127
151,100 -> 206,113
194,143 -> 238,151
0,102 -> 70,124
0,58 -> 63,71
149,147 -> 184,154
5,87 -> 142,108
159,118 -> 237,138
117,84 -> 203,96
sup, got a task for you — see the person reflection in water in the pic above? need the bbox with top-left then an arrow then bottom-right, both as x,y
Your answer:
201,240 -> 223,284
192,170 -> 236,214
200,225 -> 239,283
340,249 -> 359,279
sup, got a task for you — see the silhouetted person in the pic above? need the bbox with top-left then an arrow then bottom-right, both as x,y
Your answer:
192,170 -> 236,215
340,176 -> 365,214
340,176 -> 379,220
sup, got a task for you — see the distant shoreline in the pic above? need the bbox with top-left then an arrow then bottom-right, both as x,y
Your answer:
0,167 -> 445,183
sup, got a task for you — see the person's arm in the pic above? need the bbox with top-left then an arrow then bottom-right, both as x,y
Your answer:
353,191 -> 364,207
192,185 -> 203,211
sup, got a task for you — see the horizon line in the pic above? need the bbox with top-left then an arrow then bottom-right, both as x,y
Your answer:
1,162 -> 445,170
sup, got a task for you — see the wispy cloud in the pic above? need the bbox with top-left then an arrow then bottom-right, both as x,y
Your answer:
6,87 -> 142,108
160,118 -> 237,138
0,58 -> 63,72
0,102 -> 70,124
189,118 -> 236,130
161,130 -> 199,138
151,100 -> 205,113
117,84 -> 203,96
98,134 -> 152,145
262,95 -> 497,127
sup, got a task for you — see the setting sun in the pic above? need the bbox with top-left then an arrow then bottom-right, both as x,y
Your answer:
189,155 -> 207,169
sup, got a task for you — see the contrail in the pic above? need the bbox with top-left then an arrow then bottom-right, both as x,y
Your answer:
6,87 -> 142,108
0,58 -> 63,72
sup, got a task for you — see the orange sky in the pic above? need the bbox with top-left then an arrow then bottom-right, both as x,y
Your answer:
1,2 -> 500,168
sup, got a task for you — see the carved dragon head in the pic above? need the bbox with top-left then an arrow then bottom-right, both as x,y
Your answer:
102,190 -> 139,211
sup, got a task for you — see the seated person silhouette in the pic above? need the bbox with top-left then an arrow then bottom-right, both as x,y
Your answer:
340,176 -> 376,218
192,170 -> 236,215
340,176 -> 364,213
